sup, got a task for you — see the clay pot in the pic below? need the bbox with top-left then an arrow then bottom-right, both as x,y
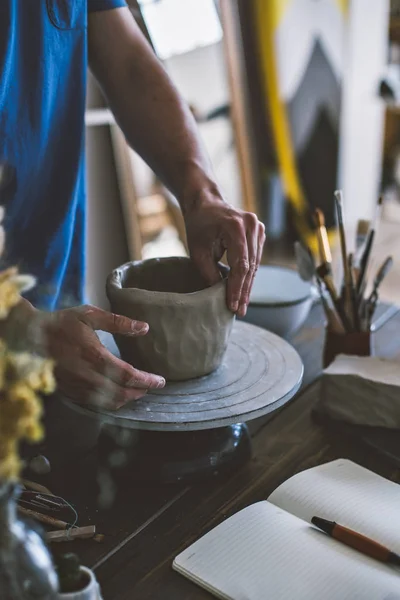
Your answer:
106,257 -> 234,381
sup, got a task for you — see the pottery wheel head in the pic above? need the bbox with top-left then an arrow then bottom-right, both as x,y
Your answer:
68,322 -> 304,431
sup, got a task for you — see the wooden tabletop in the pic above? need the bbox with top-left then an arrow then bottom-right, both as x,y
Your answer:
42,304 -> 400,600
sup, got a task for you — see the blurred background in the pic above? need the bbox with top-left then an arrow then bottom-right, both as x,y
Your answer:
85,0 -> 400,308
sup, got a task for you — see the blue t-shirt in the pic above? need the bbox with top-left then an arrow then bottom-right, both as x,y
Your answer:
0,0 -> 126,310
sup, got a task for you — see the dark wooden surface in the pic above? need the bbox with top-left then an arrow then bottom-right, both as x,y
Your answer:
41,305 -> 400,599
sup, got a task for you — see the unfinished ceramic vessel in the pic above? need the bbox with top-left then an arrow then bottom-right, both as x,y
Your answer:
106,257 -> 234,381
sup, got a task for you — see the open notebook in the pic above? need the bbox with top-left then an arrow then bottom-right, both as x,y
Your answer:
173,459 -> 400,600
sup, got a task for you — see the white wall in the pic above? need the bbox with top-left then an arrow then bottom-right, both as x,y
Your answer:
165,42 -> 229,114
338,0 -> 390,231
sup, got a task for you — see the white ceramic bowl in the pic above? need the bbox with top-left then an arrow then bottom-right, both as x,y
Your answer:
241,265 -> 314,338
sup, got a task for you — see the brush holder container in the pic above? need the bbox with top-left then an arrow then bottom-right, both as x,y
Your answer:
323,328 -> 373,369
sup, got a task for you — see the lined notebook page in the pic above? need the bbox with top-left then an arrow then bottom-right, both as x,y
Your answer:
268,459 -> 400,553
173,501 -> 400,600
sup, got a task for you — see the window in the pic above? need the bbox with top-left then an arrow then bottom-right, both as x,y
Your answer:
138,0 -> 223,60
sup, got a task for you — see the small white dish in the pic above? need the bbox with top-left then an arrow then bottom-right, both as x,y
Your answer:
241,265 -> 314,338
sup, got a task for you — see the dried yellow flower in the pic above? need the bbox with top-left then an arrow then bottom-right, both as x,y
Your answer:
0,267 -> 55,480
0,268 -> 36,320
7,353 -> 56,394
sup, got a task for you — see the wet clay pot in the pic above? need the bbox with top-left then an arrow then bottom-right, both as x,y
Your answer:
106,257 -> 234,381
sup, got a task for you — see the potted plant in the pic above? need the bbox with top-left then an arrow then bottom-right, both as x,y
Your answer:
54,553 -> 103,600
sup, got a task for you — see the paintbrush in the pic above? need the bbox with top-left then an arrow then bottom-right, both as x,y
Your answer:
348,253 -> 360,330
294,241 -> 345,333
314,208 -> 333,267
354,219 -> 370,274
364,256 -> 394,327
313,209 -> 341,306
356,219 -> 371,252
334,190 -> 354,329
356,196 -> 383,295
369,256 -> 393,299
316,261 -> 351,331
316,278 -> 346,333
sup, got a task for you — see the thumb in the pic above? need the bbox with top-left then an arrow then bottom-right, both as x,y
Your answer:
192,251 -> 222,287
78,306 -> 149,336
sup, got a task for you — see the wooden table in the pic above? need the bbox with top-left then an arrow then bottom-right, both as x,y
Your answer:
42,305 -> 400,599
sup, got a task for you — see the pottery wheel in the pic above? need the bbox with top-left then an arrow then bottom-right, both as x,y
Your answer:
71,322 -> 303,431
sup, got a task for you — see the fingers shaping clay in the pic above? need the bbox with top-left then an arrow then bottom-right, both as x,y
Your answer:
106,257 -> 234,381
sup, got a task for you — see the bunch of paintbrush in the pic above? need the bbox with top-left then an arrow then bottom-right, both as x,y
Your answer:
295,192 -> 392,333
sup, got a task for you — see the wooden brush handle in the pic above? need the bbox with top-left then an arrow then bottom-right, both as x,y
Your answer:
18,506 -> 68,529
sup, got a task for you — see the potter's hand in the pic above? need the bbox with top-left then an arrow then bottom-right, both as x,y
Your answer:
44,305 -> 165,409
184,196 -> 265,317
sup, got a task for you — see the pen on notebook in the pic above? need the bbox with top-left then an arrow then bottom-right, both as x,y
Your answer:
311,516 -> 400,566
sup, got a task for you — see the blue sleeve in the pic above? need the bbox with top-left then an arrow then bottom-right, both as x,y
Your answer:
88,0 -> 127,12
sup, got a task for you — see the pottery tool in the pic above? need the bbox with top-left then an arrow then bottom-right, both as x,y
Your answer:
46,525 -> 96,543
21,479 -> 54,496
20,493 -> 63,513
18,506 -> 69,530
356,196 -> 383,295
35,494 -> 65,508
334,190 -> 354,329
19,498 -> 54,512
18,488 -> 79,537
363,256 -> 394,327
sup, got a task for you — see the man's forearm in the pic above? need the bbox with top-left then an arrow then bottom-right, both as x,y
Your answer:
88,8 -> 223,215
